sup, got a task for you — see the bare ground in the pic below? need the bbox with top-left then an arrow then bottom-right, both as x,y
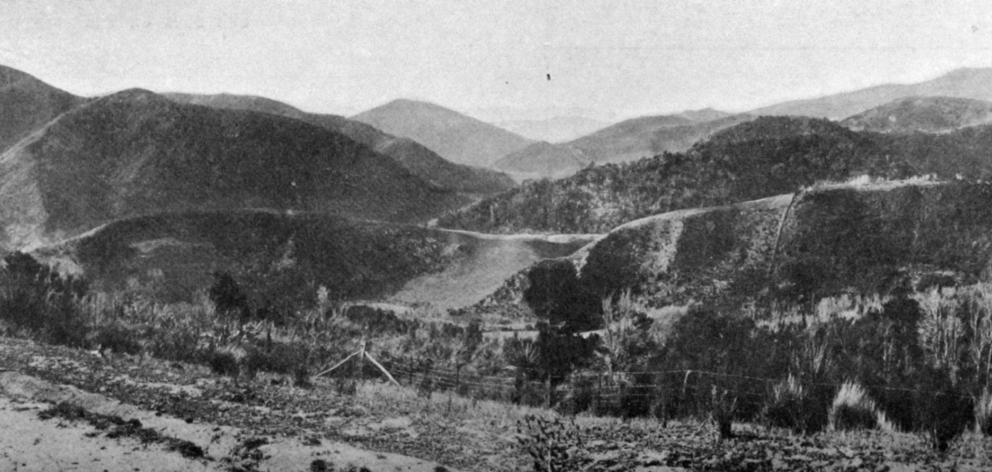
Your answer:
1,336 -> 991,471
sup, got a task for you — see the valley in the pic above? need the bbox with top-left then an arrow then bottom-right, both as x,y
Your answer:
6,57 -> 992,471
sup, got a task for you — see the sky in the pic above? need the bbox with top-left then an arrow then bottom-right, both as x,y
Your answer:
3,0 -> 992,122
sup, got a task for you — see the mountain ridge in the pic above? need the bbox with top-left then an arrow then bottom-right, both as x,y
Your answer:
352,99 -> 535,168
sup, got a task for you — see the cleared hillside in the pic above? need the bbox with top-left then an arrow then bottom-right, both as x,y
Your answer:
473,180 -> 992,319
352,99 -> 534,168
0,65 -> 83,153
438,116 -> 992,234
0,89 -> 465,249
165,93 -> 515,195
840,96 -> 992,133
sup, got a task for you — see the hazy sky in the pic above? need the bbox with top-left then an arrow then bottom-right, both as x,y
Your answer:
3,0 -> 992,121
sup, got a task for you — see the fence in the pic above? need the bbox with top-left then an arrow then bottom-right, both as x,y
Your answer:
317,353 -> 976,428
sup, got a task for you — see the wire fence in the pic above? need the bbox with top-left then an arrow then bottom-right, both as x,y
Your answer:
318,353 -> 970,420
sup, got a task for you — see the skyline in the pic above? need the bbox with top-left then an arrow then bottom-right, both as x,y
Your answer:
3,1 -> 992,122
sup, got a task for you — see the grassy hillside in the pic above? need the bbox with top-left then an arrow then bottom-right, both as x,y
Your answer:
32,211 -> 593,308
438,116 -> 992,234
840,96 -> 992,133
473,180 -> 992,318
0,89 -> 465,249
352,99 -> 534,167
752,67 -> 992,119
0,65 -> 83,153
165,93 -> 516,195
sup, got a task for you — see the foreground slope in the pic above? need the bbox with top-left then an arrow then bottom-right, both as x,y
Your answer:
34,211 -> 594,306
753,67 -> 992,119
0,89 -> 464,249
165,93 -> 515,195
475,180 -> 992,318
0,65 -> 83,153
352,99 -> 534,168
840,96 -> 992,133
440,116 -> 992,234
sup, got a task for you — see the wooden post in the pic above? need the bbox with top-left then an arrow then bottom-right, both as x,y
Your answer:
545,372 -> 552,408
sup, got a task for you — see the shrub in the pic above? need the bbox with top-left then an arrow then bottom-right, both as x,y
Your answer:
764,375 -> 813,432
976,388 -> 992,435
0,252 -> 88,346
829,381 -> 879,431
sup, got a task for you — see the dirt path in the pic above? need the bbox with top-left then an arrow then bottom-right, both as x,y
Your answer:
0,396 -> 217,472
0,368 -> 459,472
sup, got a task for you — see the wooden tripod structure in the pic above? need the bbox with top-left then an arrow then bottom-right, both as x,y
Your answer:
313,339 -> 400,386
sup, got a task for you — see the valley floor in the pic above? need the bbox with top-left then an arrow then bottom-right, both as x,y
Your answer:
0,336 -> 990,471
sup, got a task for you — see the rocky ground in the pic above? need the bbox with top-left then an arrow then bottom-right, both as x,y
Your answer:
1,336 -> 990,471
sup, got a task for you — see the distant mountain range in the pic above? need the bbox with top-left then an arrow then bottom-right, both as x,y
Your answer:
492,109 -> 748,180
840,96 -> 992,134
440,116 -> 992,233
352,99 -> 535,168
0,88 -> 465,249
495,116 -> 607,143
165,93 -> 515,195
751,67 -> 992,119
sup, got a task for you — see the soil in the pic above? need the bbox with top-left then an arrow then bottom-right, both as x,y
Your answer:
1,336 -> 991,471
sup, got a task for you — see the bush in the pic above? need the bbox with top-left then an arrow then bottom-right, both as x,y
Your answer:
0,252 -> 88,346
829,382 -> 879,431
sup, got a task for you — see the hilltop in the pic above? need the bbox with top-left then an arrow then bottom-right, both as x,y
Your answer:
752,67 -> 992,119
0,89 -> 465,249
840,96 -> 992,133
165,93 -> 515,195
352,99 -> 534,168
438,116 -> 992,234
0,65 -> 83,154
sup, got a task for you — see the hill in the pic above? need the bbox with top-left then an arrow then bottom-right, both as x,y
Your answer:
840,96 -> 992,133
496,115 -> 607,142
493,142 -> 593,181
438,116 -> 992,234
165,93 -> 515,195
0,65 -> 83,154
473,180 -> 992,319
752,67 -> 992,119
33,211 -> 594,307
491,112 -> 751,179
352,99 -> 534,167
0,89 -> 466,249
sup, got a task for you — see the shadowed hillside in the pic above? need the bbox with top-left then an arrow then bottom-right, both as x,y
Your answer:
352,99 -> 534,167
0,65 -> 83,153
472,180 -> 992,319
840,96 -> 992,133
752,67 -> 992,119
0,89 -> 466,249
165,93 -> 516,195
439,116 -> 992,234
32,211 -> 594,307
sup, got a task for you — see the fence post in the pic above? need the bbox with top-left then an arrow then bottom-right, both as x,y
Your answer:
545,372 -> 553,408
